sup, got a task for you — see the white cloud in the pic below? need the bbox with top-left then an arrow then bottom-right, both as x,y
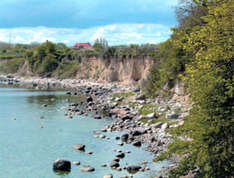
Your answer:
0,24 -> 172,46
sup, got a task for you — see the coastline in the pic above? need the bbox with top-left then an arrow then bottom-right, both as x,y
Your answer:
0,74 -> 188,177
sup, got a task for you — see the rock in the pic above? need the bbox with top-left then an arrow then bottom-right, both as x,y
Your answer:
116,152 -> 125,159
80,165 -> 95,172
117,142 -> 124,146
165,112 -> 180,119
121,133 -> 129,142
94,115 -> 102,119
113,157 -> 120,162
115,136 -> 120,140
152,122 -> 163,128
145,112 -> 155,119
86,151 -> 93,155
120,115 -> 132,121
72,161 -> 81,165
53,159 -> 71,172
127,165 -> 142,173
161,123 -> 169,130
73,144 -> 85,151
86,96 -> 93,103
99,135 -> 106,139
101,164 -> 107,167
103,174 -> 113,178
132,141 -> 141,147
43,104 -> 48,107
132,130 -> 142,136
110,161 -> 120,168
136,94 -> 146,100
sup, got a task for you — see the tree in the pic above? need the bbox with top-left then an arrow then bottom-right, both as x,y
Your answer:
170,0 -> 234,177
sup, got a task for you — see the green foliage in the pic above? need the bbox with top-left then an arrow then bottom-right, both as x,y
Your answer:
138,103 -> 158,115
145,39 -> 188,97
147,0 -> 234,177
37,54 -> 58,76
0,58 -> 25,74
53,61 -> 80,79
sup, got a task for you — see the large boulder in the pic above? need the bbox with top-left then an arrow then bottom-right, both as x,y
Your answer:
73,144 -> 85,151
53,159 -> 71,172
80,165 -> 95,172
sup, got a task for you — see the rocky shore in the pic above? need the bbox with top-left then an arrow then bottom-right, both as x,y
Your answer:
0,74 -> 191,177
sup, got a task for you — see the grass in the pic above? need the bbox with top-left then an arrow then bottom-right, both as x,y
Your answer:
113,92 -> 136,98
138,103 -> 158,115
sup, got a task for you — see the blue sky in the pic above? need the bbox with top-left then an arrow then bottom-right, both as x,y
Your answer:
0,0 -> 179,45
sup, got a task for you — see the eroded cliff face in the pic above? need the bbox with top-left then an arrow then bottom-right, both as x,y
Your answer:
76,56 -> 155,85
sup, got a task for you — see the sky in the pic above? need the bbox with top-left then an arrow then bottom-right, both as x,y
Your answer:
0,0 -> 179,46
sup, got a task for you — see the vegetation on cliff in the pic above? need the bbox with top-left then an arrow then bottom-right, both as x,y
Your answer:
148,0 -> 233,177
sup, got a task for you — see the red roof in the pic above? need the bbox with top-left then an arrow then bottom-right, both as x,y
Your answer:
74,43 -> 92,49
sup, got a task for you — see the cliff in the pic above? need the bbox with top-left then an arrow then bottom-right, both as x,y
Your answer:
76,56 -> 155,85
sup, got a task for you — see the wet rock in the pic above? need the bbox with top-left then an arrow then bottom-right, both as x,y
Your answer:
73,144 -> 85,151
72,161 -> 81,165
116,152 -> 125,159
132,141 -> 141,147
53,159 -> 71,172
110,161 -> 120,168
121,133 -> 129,142
127,165 -> 142,173
101,164 -> 107,167
80,165 -> 95,172
117,142 -> 124,146
94,115 -> 102,119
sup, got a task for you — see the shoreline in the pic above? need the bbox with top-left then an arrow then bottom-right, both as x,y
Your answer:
0,74 -> 187,177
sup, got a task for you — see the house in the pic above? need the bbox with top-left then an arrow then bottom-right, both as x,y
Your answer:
74,43 -> 92,49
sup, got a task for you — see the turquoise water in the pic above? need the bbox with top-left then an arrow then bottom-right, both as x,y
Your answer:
0,87 -> 168,178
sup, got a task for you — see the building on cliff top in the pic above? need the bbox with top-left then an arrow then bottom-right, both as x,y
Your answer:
73,43 -> 92,49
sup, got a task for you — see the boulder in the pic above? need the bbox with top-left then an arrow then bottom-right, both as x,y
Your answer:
53,159 -> 71,172
145,113 -> 155,119
110,161 -> 120,168
132,141 -> 141,147
86,96 -> 93,103
80,165 -> 95,172
121,134 -> 129,142
116,152 -> 125,159
127,165 -> 142,173
161,123 -> 169,130
73,144 -> 85,151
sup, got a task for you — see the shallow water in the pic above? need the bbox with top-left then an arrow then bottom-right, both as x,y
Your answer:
0,87 -> 168,178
